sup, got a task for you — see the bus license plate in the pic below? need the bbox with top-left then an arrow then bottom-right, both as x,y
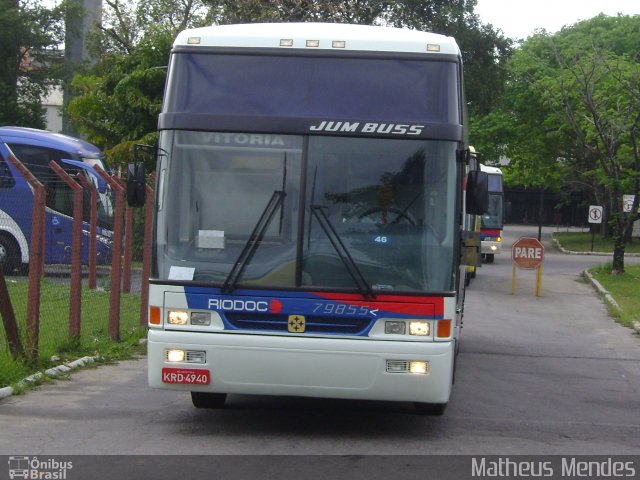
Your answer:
162,368 -> 210,385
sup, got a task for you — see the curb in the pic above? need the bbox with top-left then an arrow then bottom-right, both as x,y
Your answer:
583,269 -> 621,311
582,270 -> 640,334
0,356 -> 98,400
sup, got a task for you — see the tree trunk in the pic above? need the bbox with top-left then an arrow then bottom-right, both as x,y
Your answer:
609,183 -> 626,275
612,232 -> 625,275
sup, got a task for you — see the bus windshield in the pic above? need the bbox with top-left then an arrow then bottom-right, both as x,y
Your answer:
481,173 -> 504,231
155,131 -> 457,293
482,193 -> 504,230
164,53 -> 460,127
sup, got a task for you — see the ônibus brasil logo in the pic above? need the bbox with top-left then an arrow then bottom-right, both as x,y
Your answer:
8,456 -> 73,480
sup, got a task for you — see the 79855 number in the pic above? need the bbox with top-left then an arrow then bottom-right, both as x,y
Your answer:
312,303 -> 373,316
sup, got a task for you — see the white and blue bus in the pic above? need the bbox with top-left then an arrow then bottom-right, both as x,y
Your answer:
131,23 -> 487,415
479,164 -> 504,263
0,127 -> 113,273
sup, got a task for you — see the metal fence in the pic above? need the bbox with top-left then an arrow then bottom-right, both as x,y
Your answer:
0,154 -> 153,381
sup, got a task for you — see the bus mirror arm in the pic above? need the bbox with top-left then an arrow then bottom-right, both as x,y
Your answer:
126,162 -> 146,208
466,171 -> 489,215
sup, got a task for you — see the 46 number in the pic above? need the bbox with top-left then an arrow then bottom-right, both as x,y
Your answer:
373,235 -> 390,244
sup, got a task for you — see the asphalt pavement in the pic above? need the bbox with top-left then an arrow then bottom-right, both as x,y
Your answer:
0,224 -> 638,457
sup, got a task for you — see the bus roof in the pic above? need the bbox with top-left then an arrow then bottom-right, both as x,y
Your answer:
480,164 -> 503,175
0,126 -> 103,159
174,23 -> 460,55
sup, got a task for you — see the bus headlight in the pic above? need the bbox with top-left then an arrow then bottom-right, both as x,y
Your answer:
385,321 -> 406,335
409,361 -> 429,374
168,310 -> 211,326
168,310 -> 189,325
166,349 -> 185,362
190,312 -> 211,326
409,321 -> 430,336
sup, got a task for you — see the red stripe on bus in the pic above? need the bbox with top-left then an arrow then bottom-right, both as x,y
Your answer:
312,292 -> 444,315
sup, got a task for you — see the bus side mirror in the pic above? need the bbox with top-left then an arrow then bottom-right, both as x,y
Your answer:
126,162 -> 146,207
466,170 -> 488,215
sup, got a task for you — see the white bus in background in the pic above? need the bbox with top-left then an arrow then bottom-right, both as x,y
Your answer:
128,23 -> 488,415
479,164 -> 504,263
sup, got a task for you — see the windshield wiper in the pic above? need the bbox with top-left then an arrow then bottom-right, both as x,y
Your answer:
310,205 -> 375,299
222,190 -> 285,292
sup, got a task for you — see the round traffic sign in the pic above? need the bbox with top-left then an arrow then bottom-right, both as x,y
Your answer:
512,237 -> 545,269
588,205 -> 603,224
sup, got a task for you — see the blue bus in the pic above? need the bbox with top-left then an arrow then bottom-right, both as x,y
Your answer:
0,127 -> 113,273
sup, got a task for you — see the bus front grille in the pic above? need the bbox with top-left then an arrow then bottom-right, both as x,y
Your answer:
224,313 -> 373,336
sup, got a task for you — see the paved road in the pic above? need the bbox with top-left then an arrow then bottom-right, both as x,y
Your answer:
0,225 -> 638,456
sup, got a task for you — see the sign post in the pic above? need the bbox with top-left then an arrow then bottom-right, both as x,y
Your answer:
588,205 -> 603,252
511,237 -> 545,296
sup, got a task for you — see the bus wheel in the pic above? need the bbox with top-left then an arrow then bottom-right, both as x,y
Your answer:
414,402 -> 447,416
0,233 -> 20,275
485,254 -> 495,263
191,392 -> 227,409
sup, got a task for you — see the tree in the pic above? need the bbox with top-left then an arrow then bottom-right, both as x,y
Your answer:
66,0 -> 211,166
66,32 -> 171,160
545,18 -> 640,273
210,0 -> 388,25
0,0 -> 73,127
475,15 -> 640,274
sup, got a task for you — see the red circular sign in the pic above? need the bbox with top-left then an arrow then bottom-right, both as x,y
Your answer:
511,237 -> 545,269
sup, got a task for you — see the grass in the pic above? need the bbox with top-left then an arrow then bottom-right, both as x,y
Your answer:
554,231 -> 640,254
0,277 -> 146,389
588,263 -> 640,329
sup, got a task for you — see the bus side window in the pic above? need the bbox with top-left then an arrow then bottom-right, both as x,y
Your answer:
0,155 -> 15,188
8,144 -> 77,217
7,144 -> 72,182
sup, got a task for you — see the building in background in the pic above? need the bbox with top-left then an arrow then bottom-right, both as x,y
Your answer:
43,86 -> 63,133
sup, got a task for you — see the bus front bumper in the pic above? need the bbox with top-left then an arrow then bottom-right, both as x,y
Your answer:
148,329 -> 454,404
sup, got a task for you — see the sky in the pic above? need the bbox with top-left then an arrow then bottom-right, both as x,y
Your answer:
474,0 -> 640,40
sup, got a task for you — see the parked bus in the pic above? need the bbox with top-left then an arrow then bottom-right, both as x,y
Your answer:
130,23 -> 487,415
0,127 -> 113,273
479,164 -> 504,263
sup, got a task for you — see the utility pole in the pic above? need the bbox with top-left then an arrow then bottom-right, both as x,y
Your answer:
63,0 -> 102,135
